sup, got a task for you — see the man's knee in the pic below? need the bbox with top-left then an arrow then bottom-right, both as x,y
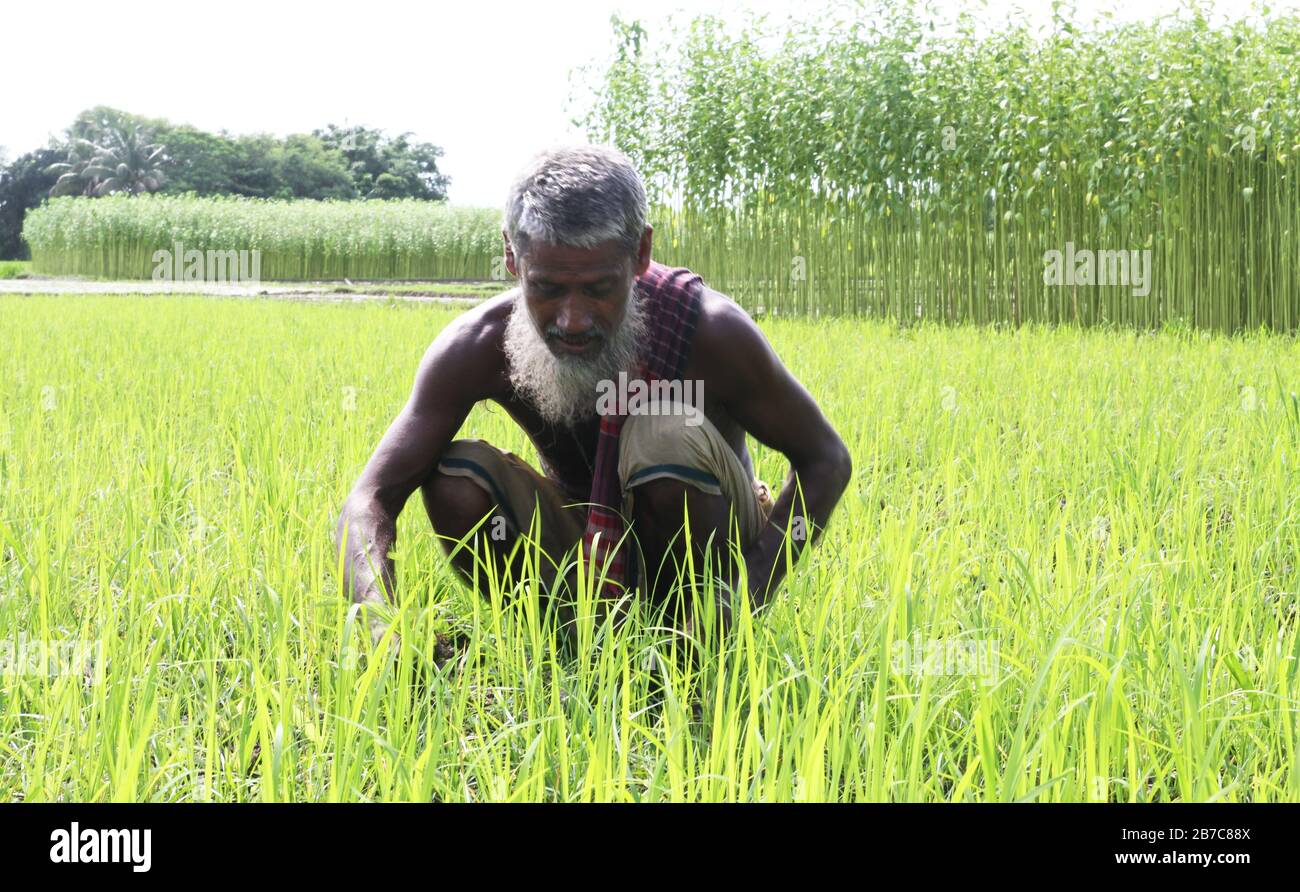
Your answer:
421,469 -> 494,539
630,477 -> 693,525
630,476 -> 732,537
422,439 -> 507,542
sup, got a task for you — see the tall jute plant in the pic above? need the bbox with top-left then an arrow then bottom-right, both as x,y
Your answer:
24,195 -> 502,281
576,2 -> 1300,331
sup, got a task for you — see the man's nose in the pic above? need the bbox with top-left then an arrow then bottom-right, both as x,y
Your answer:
555,298 -> 594,335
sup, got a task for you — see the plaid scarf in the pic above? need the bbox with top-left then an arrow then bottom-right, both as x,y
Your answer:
583,260 -> 703,596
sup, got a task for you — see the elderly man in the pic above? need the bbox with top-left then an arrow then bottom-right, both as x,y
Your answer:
336,144 -> 851,648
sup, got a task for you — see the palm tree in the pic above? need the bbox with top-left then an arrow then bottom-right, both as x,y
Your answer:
46,124 -> 167,196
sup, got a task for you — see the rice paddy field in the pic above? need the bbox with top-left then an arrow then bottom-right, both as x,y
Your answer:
2,292 -> 1297,802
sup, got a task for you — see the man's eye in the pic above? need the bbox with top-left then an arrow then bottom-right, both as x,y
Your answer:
586,282 -> 614,297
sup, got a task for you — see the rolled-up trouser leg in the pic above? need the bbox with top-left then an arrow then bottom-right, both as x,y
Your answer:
617,403 -> 775,595
435,439 -> 586,599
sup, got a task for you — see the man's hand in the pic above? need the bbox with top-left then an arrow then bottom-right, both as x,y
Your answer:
692,292 -> 853,614
335,303 -> 500,620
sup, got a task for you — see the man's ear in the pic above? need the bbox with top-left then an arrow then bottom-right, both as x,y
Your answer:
503,230 -> 519,277
634,225 -> 653,277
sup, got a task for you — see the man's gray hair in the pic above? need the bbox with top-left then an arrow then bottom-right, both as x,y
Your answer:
503,144 -> 648,260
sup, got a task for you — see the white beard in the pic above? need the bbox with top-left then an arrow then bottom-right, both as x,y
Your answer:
503,282 -> 649,428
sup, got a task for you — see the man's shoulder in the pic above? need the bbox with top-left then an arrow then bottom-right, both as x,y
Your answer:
459,287 -> 518,333
691,286 -> 765,355
433,288 -> 518,354
412,288 -> 517,398
682,285 -> 780,399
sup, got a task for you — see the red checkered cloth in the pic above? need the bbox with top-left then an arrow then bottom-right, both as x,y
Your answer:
583,260 -> 703,596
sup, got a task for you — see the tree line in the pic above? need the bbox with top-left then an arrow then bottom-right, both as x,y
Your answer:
0,106 -> 451,259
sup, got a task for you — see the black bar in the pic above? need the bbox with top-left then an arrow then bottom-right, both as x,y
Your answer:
0,803 -> 1286,878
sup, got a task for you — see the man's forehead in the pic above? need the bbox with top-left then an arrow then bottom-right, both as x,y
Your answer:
524,259 -> 628,283
520,237 -> 633,281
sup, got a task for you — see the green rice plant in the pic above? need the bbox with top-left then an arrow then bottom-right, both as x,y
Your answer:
0,261 -> 30,279
2,293 -> 1297,801
577,1 -> 1300,331
22,194 -> 503,281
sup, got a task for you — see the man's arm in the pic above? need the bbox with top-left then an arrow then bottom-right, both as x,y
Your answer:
704,298 -> 853,615
334,309 -> 499,643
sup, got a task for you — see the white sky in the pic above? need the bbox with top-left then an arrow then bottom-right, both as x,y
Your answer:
0,0 -> 1272,207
